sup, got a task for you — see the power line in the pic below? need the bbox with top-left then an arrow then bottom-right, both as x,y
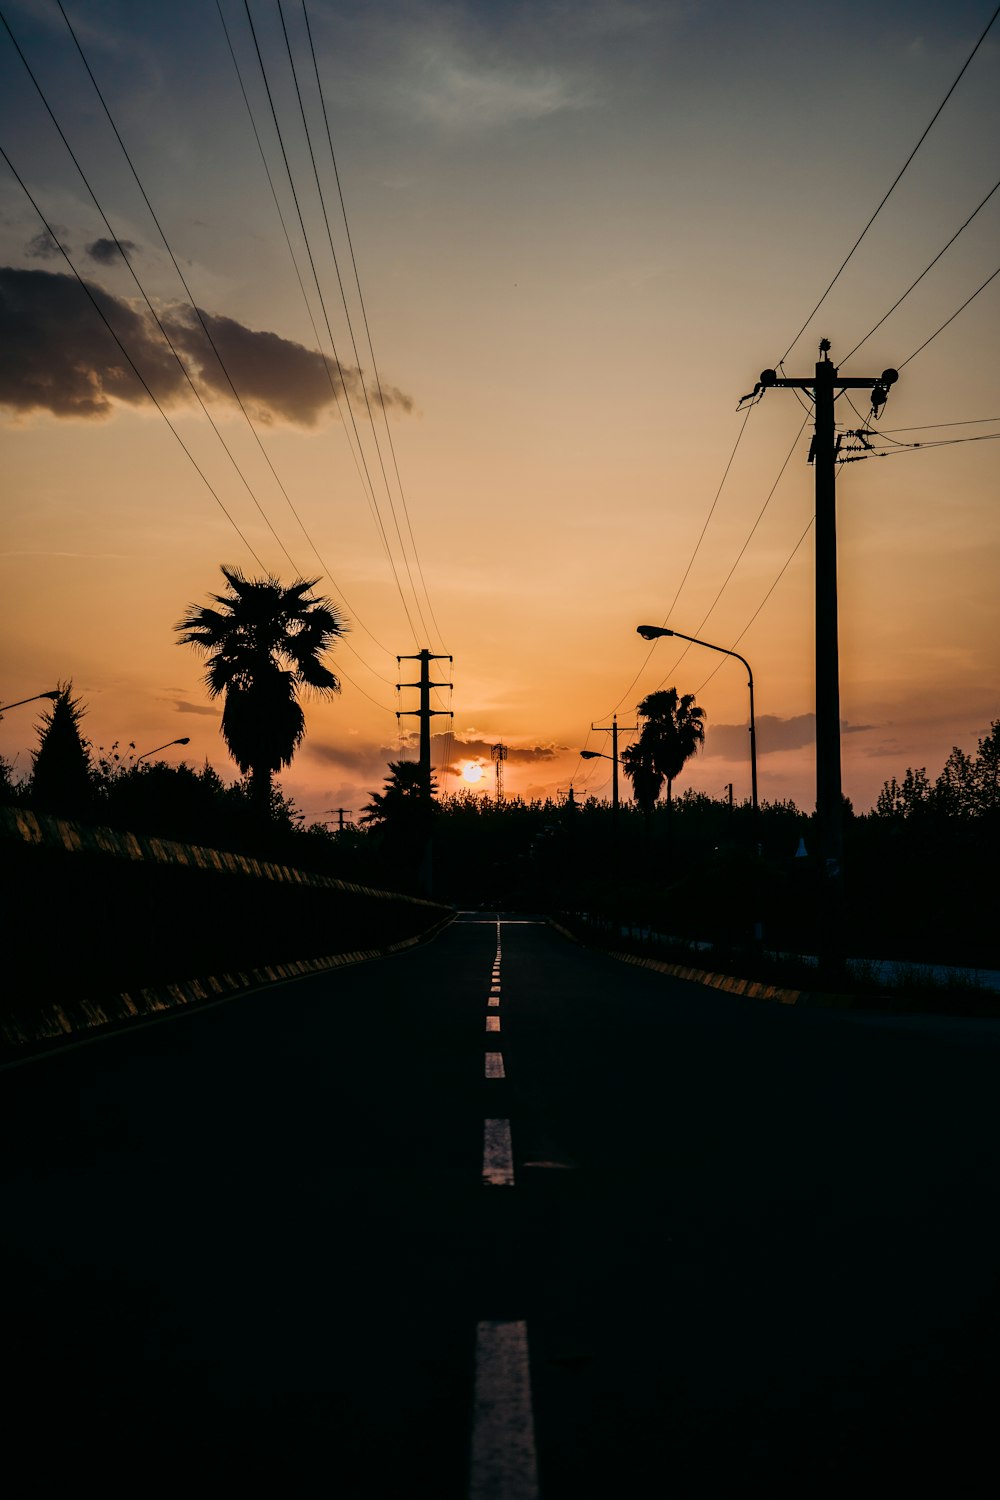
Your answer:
650,412 -> 810,695
238,0 -> 421,643
52,0 -> 396,688
596,403 -> 756,725
842,173 -> 1000,364
694,517 -> 816,697
852,431 -> 1000,459
899,263 -> 1000,368
273,0 -> 435,648
875,416 -> 1000,432
0,143 -> 266,567
0,4 -> 303,572
300,0 -> 448,652
779,2 -> 1000,364
216,0 -> 396,662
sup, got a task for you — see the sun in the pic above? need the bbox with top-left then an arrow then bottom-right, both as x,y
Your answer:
461,761 -> 484,785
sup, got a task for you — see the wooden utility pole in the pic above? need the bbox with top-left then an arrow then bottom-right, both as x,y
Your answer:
590,714 -> 637,828
752,342 -> 898,961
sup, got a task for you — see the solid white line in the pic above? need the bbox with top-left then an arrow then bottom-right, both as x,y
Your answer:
468,1320 -> 539,1499
486,1015 -> 500,1032
485,1052 -> 505,1079
482,1119 -> 515,1187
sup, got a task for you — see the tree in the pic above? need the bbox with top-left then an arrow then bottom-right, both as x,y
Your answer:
177,567 -> 346,823
634,687 -> 705,811
361,761 -> 438,830
30,682 -> 94,817
621,741 -> 663,830
361,760 -> 439,886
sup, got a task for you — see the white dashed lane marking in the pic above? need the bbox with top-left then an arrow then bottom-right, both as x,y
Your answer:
468,1320 -> 539,1499
485,1052 -> 505,1079
482,1119 -> 515,1186
486,1016 -> 500,1032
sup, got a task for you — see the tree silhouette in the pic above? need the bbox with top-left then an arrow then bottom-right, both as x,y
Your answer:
361,761 -> 439,885
177,567 -> 346,823
635,687 -> 706,812
621,741 -> 663,831
30,682 -> 93,817
361,761 -> 438,828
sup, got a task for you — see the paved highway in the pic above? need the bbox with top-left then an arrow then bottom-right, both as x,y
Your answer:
4,914 -> 999,1496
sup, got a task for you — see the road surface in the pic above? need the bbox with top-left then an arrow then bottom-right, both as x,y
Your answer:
3,913 -> 999,1496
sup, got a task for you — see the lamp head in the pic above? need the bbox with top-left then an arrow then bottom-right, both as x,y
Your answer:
637,625 -> 672,641
579,750 -> 602,760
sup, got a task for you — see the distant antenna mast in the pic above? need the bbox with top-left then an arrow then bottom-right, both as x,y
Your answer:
491,742 -> 507,803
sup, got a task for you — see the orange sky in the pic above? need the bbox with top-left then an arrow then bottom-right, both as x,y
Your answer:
2,1 -> 998,823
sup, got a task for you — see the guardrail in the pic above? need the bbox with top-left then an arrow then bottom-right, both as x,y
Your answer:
1,805 -> 453,1057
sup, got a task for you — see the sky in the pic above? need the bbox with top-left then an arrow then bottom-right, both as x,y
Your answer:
2,0 -> 998,824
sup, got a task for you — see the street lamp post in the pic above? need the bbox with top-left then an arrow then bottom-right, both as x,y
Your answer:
0,690 -> 60,715
636,626 -> 757,815
580,713 -> 637,830
580,748 -> 622,813
637,624 -> 762,944
135,737 -> 190,765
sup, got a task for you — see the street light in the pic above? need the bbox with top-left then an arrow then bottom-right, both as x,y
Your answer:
638,624 -> 762,945
580,748 -> 624,819
135,737 -> 190,765
636,626 -> 757,814
0,689 -> 60,714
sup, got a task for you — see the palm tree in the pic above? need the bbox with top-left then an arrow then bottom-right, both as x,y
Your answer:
621,741 -> 663,831
635,687 -> 706,813
360,761 -> 437,827
177,566 -> 346,823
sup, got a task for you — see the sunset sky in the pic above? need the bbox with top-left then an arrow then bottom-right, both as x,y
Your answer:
2,0 -> 998,824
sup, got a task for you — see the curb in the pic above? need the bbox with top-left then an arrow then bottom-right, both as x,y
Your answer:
547,919 -> 859,1009
2,912 -> 456,1061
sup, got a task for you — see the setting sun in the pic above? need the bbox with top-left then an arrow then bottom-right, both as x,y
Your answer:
461,762 -> 484,785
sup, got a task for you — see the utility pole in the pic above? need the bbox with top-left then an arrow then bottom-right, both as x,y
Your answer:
590,714 -> 637,827
749,341 -> 898,962
397,649 -> 453,897
396,650 -> 454,800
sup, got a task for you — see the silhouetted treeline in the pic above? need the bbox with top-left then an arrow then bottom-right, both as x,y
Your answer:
3,717 -> 997,966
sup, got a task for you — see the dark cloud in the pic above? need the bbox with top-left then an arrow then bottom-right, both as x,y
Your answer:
0,266 -> 414,424
305,734 -> 566,784
173,700 -> 218,717
25,229 -> 67,260
704,714 -> 875,758
306,741 -> 387,774
86,237 -> 138,265
443,735 -> 565,765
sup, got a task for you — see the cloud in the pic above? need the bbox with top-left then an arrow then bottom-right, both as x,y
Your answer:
86,237 -> 138,265
25,229 -> 67,260
443,734 -> 566,766
173,700 -> 218,717
411,50 -> 587,128
703,715 -> 875,758
305,733 -> 567,784
0,266 -> 414,424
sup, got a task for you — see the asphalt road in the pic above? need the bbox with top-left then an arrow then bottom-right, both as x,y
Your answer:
3,914 -> 1000,1497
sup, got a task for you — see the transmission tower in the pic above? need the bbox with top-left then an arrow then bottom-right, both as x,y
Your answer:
491,742 -> 507,803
